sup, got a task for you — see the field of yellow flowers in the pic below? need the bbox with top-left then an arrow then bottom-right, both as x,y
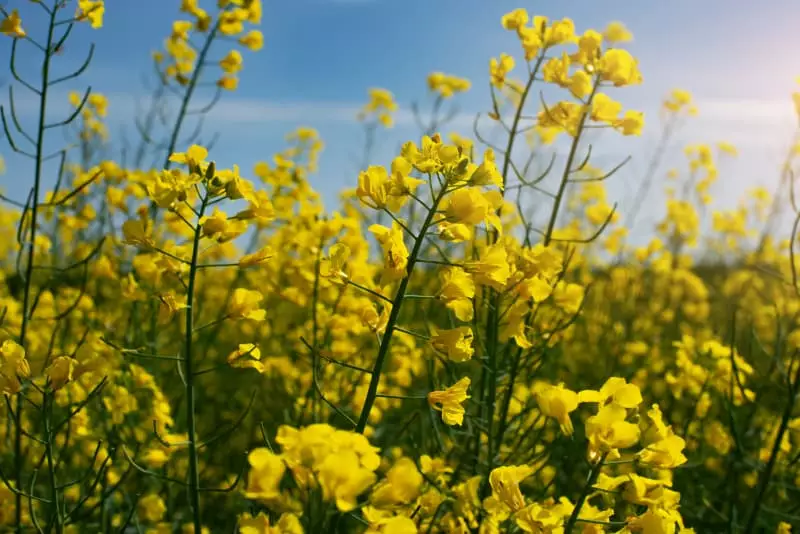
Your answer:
1,1 -> 800,533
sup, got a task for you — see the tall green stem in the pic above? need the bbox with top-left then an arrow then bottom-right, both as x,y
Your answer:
43,392 -> 62,534
543,82 -> 599,246
478,54 -> 545,500
183,191 -> 209,532
355,183 -> 448,433
499,54 -> 545,191
14,4 -> 58,531
163,22 -> 220,171
563,453 -> 607,533
743,360 -> 800,533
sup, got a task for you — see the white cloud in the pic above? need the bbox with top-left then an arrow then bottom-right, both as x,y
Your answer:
10,90 -> 478,129
694,97 -> 796,125
199,97 -> 479,129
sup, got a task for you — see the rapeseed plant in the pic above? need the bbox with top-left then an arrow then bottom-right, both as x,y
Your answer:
1,2 -> 799,533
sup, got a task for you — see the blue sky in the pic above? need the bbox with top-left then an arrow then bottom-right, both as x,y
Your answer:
3,0 -> 800,242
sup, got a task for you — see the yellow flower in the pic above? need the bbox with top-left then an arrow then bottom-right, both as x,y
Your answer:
488,465 -> 534,512
357,166 -> 390,209
220,50 -> 244,73
244,449 -> 286,503
464,244 -> 511,290
138,494 -> 167,523
235,190 -> 275,224
358,88 -> 397,128
501,8 -> 529,31
219,10 -> 245,35
637,404 -> 688,468
239,246 -> 274,268
320,243 -> 351,280
169,144 -> 209,170
369,457 -> 423,507
239,30 -> 264,51
201,208 -> 231,237
428,377 -> 470,426
551,281 -> 584,315
599,48 -> 642,87
430,327 -> 474,362
45,357 -> 77,390
639,433 -> 688,469
516,499 -> 573,533
387,156 -> 425,206
569,70 -> 593,99
490,53 -> 515,88
591,93 -> 622,123
369,222 -> 409,283
626,504 -> 686,533
534,383 -> 580,435
363,511 -> 418,534
572,29 -> 603,66
227,343 -> 264,373
537,100 -> 583,137
578,377 -> 643,408
545,17 -> 576,46
0,340 -> 31,395
1,9 -> 25,38
543,52 -> 571,87
438,267 -> 475,322
76,0 -> 104,29
520,275 -> 552,303
519,25 -> 544,60
157,292 -> 188,324
585,404 -> 641,459
317,451 -> 377,512
88,93 -> 108,117
227,288 -> 267,321
427,72 -> 471,99
470,148 -> 503,189
443,188 -> 502,236
238,512 -> 303,534
218,76 -> 239,91
604,21 -> 633,43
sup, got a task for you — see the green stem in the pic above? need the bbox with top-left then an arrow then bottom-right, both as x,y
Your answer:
563,453 -> 607,533
494,343 -> 523,451
543,80 -> 600,246
355,183 -> 448,433
743,361 -> 800,533
308,236 -> 324,424
479,290 -> 500,500
13,4 -> 58,532
43,392 -> 62,534
183,190 -> 209,532
163,21 -> 220,171
499,53 -> 546,191
477,54 -> 546,501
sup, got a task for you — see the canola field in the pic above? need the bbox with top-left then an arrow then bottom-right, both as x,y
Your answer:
0,2 -> 799,533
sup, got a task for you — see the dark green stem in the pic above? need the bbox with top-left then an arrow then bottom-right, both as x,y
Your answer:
499,53 -> 546,191
355,182 -> 448,433
183,190 -> 210,532
478,54 -> 545,502
543,80 -> 600,246
563,453 -> 607,533
163,21 -> 219,170
43,392 -> 62,534
743,360 -> 800,533
13,4 -> 58,532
